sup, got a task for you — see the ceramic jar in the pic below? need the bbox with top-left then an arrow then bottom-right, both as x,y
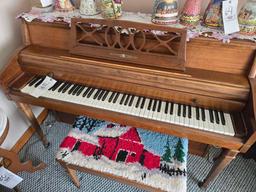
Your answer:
203,0 -> 224,28
238,0 -> 256,35
101,0 -> 122,19
152,0 -> 179,24
180,0 -> 202,26
80,0 -> 100,15
55,0 -> 75,12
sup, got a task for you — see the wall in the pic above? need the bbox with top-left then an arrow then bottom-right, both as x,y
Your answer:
0,1 -> 43,150
123,0 -> 247,13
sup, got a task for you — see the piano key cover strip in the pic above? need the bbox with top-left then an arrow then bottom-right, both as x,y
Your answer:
18,11 -> 256,43
56,116 -> 188,192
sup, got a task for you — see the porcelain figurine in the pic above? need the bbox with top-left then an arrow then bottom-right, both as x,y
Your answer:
80,0 -> 100,15
101,0 -> 122,19
238,0 -> 256,35
203,0 -> 224,28
180,0 -> 202,26
55,0 -> 75,12
152,0 -> 179,24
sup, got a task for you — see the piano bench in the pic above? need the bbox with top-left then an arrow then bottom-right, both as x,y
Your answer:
56,116 -> 188,192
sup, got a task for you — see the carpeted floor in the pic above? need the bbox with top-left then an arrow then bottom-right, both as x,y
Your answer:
1,114 -> 256,192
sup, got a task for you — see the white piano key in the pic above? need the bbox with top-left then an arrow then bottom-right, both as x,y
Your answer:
21,78 -> 237,137
156,101 -> 165,121
141,99 -> 150,118
224,113 -> 235,136
128,96 -> 138,115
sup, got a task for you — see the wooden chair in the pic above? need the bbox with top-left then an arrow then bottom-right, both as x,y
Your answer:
0,108 -> 46,191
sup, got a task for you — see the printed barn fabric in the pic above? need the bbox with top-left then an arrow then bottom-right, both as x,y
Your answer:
56,116 -> 188,192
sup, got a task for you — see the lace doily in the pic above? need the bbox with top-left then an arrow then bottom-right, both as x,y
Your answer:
17,10 -> 256,43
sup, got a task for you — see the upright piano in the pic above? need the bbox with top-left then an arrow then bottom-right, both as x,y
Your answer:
0,17 -> 256,188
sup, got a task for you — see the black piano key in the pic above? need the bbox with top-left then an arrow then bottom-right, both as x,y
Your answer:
136,97 -> 142,108
48,81 -> 58,91
102,91 -> 109,101
128,95 -> 135,106
120,94 -> 127,105
196,107 -> 200,120
165,102 -> 169,114
183,105 -> 187,117
220,111 -> 226,125
72,85 -> 81,95
124,95 -> 131,106
62,83 -> 72,93
35,77 -> 46,88
76,86 -> 85,96
170,102 -> 174,115
51,81 -> 62,91
209,110 -> 214,123
108,92 -> 115,102
108,92 -> 116,102
201,108 -> 206,121
29,76 -> 40,86
58,82 -> 67,92
214,110 -> 220,124
152,100 -> 157,112
148,99 -> 153,110
188,106 -> 192,119
157,100 -> 162,112
82,87 -> 91,97
68,85 -> 77,94
178,104 -> 181,116
93,89 -> 101,99
140,97 -> 146,109
113,93 -> 120,103
98,90 -> 106,100
87,88 -> 95,98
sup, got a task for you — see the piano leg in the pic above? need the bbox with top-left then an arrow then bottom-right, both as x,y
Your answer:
16,102 -> 50,148
198,149 -> 239,188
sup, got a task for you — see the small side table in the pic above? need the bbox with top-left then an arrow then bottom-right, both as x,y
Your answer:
0,108 -> 46,190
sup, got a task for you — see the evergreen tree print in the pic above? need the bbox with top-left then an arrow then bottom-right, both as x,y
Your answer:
174,138 -> 185,163
161,138 -> 172,163
73,116 -> 104,132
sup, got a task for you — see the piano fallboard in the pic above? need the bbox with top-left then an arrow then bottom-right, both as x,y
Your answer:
17,46 -> 250,112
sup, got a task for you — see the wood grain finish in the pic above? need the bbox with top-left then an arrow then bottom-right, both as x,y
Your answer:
70,18 -> 187,71
199,149 -> 239,188
18,46 -> 249,112
1,19 -> 256,189
57,159 -> 166,192
16,102 -> 49,148
11,109 -> 48,153
24,21 -> 256,75
8,91 -> 244,150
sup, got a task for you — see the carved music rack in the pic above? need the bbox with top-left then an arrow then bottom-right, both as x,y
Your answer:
70,18 -> 187,71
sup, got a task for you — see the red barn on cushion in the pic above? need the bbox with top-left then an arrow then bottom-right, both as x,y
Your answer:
60,125 -> 161,170
95,125 -> 161,170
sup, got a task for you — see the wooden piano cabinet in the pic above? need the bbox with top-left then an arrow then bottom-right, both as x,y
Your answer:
23,20 -> 255,75
0,19 -> 256,189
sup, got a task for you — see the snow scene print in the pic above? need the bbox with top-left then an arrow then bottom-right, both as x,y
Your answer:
57,116 -> 188,192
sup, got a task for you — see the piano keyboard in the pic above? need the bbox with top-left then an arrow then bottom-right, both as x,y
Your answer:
21,77 -> 235,136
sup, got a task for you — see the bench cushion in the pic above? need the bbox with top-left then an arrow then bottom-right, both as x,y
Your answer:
56,116 -> 188,192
